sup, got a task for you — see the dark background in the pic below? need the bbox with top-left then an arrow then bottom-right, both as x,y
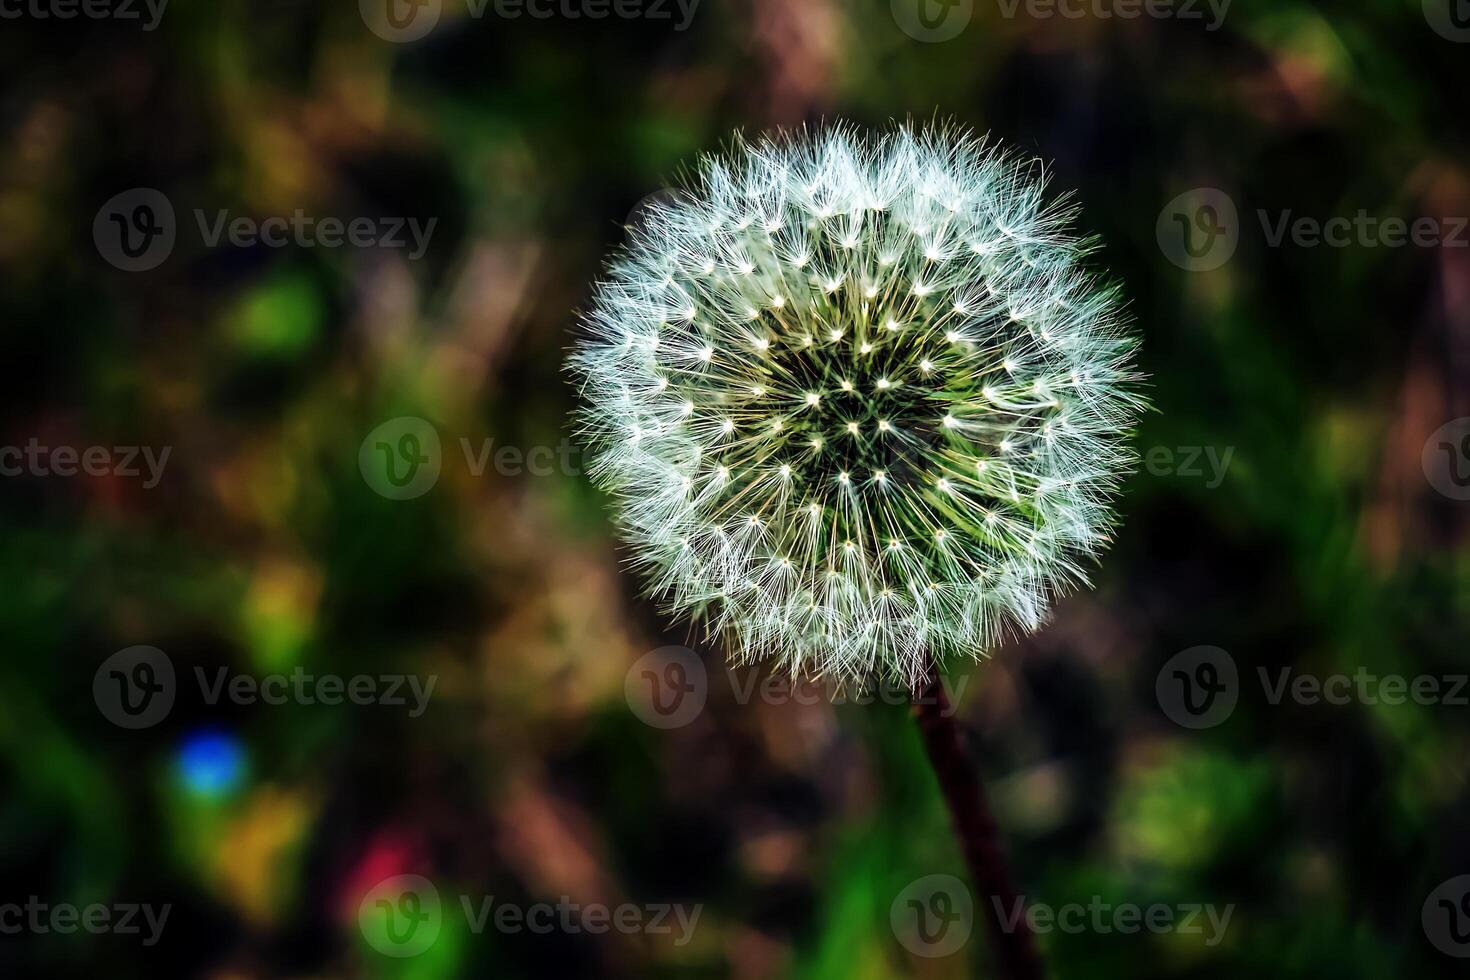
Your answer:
2,0 -> 1469,976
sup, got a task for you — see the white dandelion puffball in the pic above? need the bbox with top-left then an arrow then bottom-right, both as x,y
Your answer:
571,124 -> 1145,686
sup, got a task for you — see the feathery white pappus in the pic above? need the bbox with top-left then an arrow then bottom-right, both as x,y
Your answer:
570,123 -> 1146,687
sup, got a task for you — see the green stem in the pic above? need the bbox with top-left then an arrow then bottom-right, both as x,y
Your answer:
914,662 -> 1046,980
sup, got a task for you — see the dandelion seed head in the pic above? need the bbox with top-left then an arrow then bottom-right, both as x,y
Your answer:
570,123 -> 1145,685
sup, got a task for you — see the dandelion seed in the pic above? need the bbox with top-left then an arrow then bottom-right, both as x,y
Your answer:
571,122 -> 1145,683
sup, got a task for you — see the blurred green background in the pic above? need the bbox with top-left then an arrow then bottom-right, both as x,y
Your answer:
2,0 -> 1469,976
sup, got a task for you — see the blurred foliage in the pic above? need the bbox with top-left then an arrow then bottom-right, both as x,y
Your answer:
2,0 -> 1469,977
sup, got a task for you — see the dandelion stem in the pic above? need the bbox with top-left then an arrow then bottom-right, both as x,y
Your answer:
914,661 -> 1046,980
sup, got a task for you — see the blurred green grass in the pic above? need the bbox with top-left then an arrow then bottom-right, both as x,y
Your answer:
2,0 -> 1469,977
